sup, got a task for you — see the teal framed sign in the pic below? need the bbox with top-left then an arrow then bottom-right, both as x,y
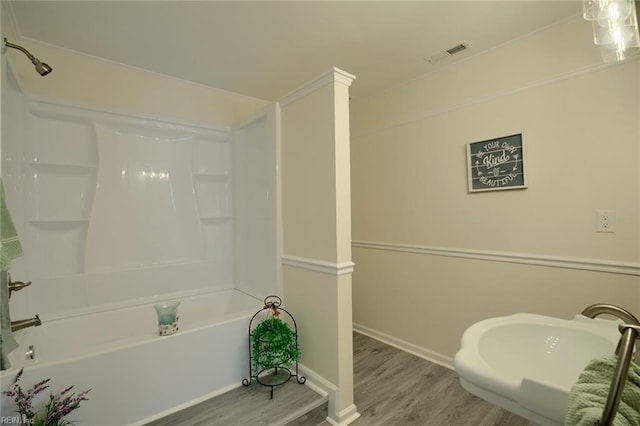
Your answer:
466,133 -> 526,192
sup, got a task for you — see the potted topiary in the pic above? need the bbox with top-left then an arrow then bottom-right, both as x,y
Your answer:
252,315 -> 299,374
242,296 -> 305,398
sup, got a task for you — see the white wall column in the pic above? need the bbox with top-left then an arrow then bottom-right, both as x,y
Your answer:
280,67 -> 359,425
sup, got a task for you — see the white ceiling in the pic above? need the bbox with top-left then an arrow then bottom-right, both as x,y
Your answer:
8,1 -> 582,101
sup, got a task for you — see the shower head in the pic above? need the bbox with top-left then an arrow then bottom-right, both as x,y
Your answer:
33,60 -> 53,76
3,38 -> 52,76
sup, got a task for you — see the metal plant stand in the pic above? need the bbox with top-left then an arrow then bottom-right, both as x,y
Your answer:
242,295 -> 305,399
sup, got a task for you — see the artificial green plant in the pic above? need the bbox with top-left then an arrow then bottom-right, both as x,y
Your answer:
251,315 -> 299,372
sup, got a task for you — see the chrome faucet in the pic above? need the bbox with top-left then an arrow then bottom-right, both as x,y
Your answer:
582,304 -> 640,363
7,273 -> 32,299
581,304 -> 640,326
11,314 -> 41,332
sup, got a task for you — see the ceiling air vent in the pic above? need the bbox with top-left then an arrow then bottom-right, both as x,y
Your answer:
425,41 -> 470,64
446,42 -> 469,55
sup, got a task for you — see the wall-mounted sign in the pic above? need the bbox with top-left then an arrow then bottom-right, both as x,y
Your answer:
466,133 -> 526,192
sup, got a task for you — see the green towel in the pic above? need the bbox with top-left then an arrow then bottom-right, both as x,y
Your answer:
566,355 -> 640,426
0,179 -> 22,270
0,270 -> 17,370
0,179 -> 21,370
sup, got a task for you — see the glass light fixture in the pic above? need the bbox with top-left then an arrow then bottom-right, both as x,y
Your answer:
584,0 -> 603,20
583,0 -> 640,62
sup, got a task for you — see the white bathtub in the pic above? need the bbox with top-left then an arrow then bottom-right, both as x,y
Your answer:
0,289 -> 263,425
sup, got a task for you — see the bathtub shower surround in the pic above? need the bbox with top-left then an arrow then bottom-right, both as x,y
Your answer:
3,97 -> 236,318
2,63 -> 280,423
3,92 -> 280,318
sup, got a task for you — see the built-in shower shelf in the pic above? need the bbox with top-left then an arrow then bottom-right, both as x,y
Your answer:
193,172 -> 231,180
200,216 -> 232,222
29,218 -> 90,224
28,162 -> 97,170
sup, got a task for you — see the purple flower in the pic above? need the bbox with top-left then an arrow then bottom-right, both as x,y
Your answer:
1,368 -> 91,425
13,368 -> 24,384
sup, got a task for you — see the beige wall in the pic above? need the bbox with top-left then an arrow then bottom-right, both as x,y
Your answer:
350,16 -> 640,364
282,85 -> 339,260
1,3 -> 267,128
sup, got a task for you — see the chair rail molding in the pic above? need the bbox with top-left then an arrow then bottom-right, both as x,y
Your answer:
282,255 -> 355,276
352,240 -> 640,276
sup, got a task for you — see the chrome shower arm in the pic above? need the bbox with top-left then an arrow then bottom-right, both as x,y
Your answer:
3,37 -> 52,76
4,38 -> 37,62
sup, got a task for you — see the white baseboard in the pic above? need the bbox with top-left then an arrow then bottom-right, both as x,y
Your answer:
298,364 -> 361,426
131,382 -> 242,426
271,383 -> 328,426
325,404 -> 360,426
353,322 -> 454,370
298,363 -> 334,397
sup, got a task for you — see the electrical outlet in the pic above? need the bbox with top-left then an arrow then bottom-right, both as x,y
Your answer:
596,210 -> 616,233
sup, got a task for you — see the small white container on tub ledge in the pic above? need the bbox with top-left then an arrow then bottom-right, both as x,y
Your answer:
154,301 -> 180,336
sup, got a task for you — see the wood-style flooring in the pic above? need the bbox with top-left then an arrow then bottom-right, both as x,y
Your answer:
144,370 -> 326,426
146,332 -> 534,426
288,332 -> 534,426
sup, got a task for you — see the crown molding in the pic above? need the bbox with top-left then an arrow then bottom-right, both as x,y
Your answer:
279,67 -> 356,107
